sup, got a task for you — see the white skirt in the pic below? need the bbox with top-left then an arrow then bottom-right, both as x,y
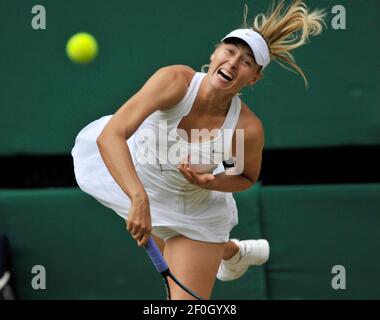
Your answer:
71,115 -> 238,243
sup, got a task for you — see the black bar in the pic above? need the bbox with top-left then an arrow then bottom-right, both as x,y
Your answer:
0,145 -> 379,188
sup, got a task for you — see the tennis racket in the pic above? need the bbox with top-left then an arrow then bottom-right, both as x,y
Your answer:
145,237 -> 204,300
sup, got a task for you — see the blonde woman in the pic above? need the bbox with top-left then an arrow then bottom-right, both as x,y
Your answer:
72,0 -> 326,300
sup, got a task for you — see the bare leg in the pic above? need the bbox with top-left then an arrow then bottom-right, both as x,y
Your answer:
163,235 -> 225,300
152,235 -> 238,264
223,240 -> 239,260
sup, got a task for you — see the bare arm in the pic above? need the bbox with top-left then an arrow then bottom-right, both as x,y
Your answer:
208,117 -> 264,192
178,114 -> 264,193
96,65 -> 190,245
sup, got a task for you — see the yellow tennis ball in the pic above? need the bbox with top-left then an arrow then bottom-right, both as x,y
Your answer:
66,32 -> 98,64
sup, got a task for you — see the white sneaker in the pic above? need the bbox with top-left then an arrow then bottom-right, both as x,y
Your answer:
217,239 -> 270,282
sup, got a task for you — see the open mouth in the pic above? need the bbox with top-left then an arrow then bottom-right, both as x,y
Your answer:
218,69 -> 233,82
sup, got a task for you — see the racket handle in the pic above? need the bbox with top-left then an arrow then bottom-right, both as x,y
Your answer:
145,237 -> 169,274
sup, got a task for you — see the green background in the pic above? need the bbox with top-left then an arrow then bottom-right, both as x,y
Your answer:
1,184 -> 379,299
0,0 -> 379,154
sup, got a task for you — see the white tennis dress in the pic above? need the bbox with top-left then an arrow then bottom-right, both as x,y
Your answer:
72,72 -> 242,243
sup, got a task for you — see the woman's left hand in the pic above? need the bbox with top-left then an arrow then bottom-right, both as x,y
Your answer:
177,162 -> 215,189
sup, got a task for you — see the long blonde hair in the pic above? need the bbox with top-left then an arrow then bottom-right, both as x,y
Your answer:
246,0 -> 327,87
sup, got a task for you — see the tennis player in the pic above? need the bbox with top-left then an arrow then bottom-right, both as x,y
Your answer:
72,0 -> 325,299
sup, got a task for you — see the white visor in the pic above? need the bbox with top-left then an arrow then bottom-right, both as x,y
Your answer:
222,28 -> 271,69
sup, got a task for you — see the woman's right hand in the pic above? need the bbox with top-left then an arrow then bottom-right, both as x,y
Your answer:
126,194 -> 152,247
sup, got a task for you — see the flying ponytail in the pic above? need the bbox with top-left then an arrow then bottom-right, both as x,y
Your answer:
247,0 -> 327,87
